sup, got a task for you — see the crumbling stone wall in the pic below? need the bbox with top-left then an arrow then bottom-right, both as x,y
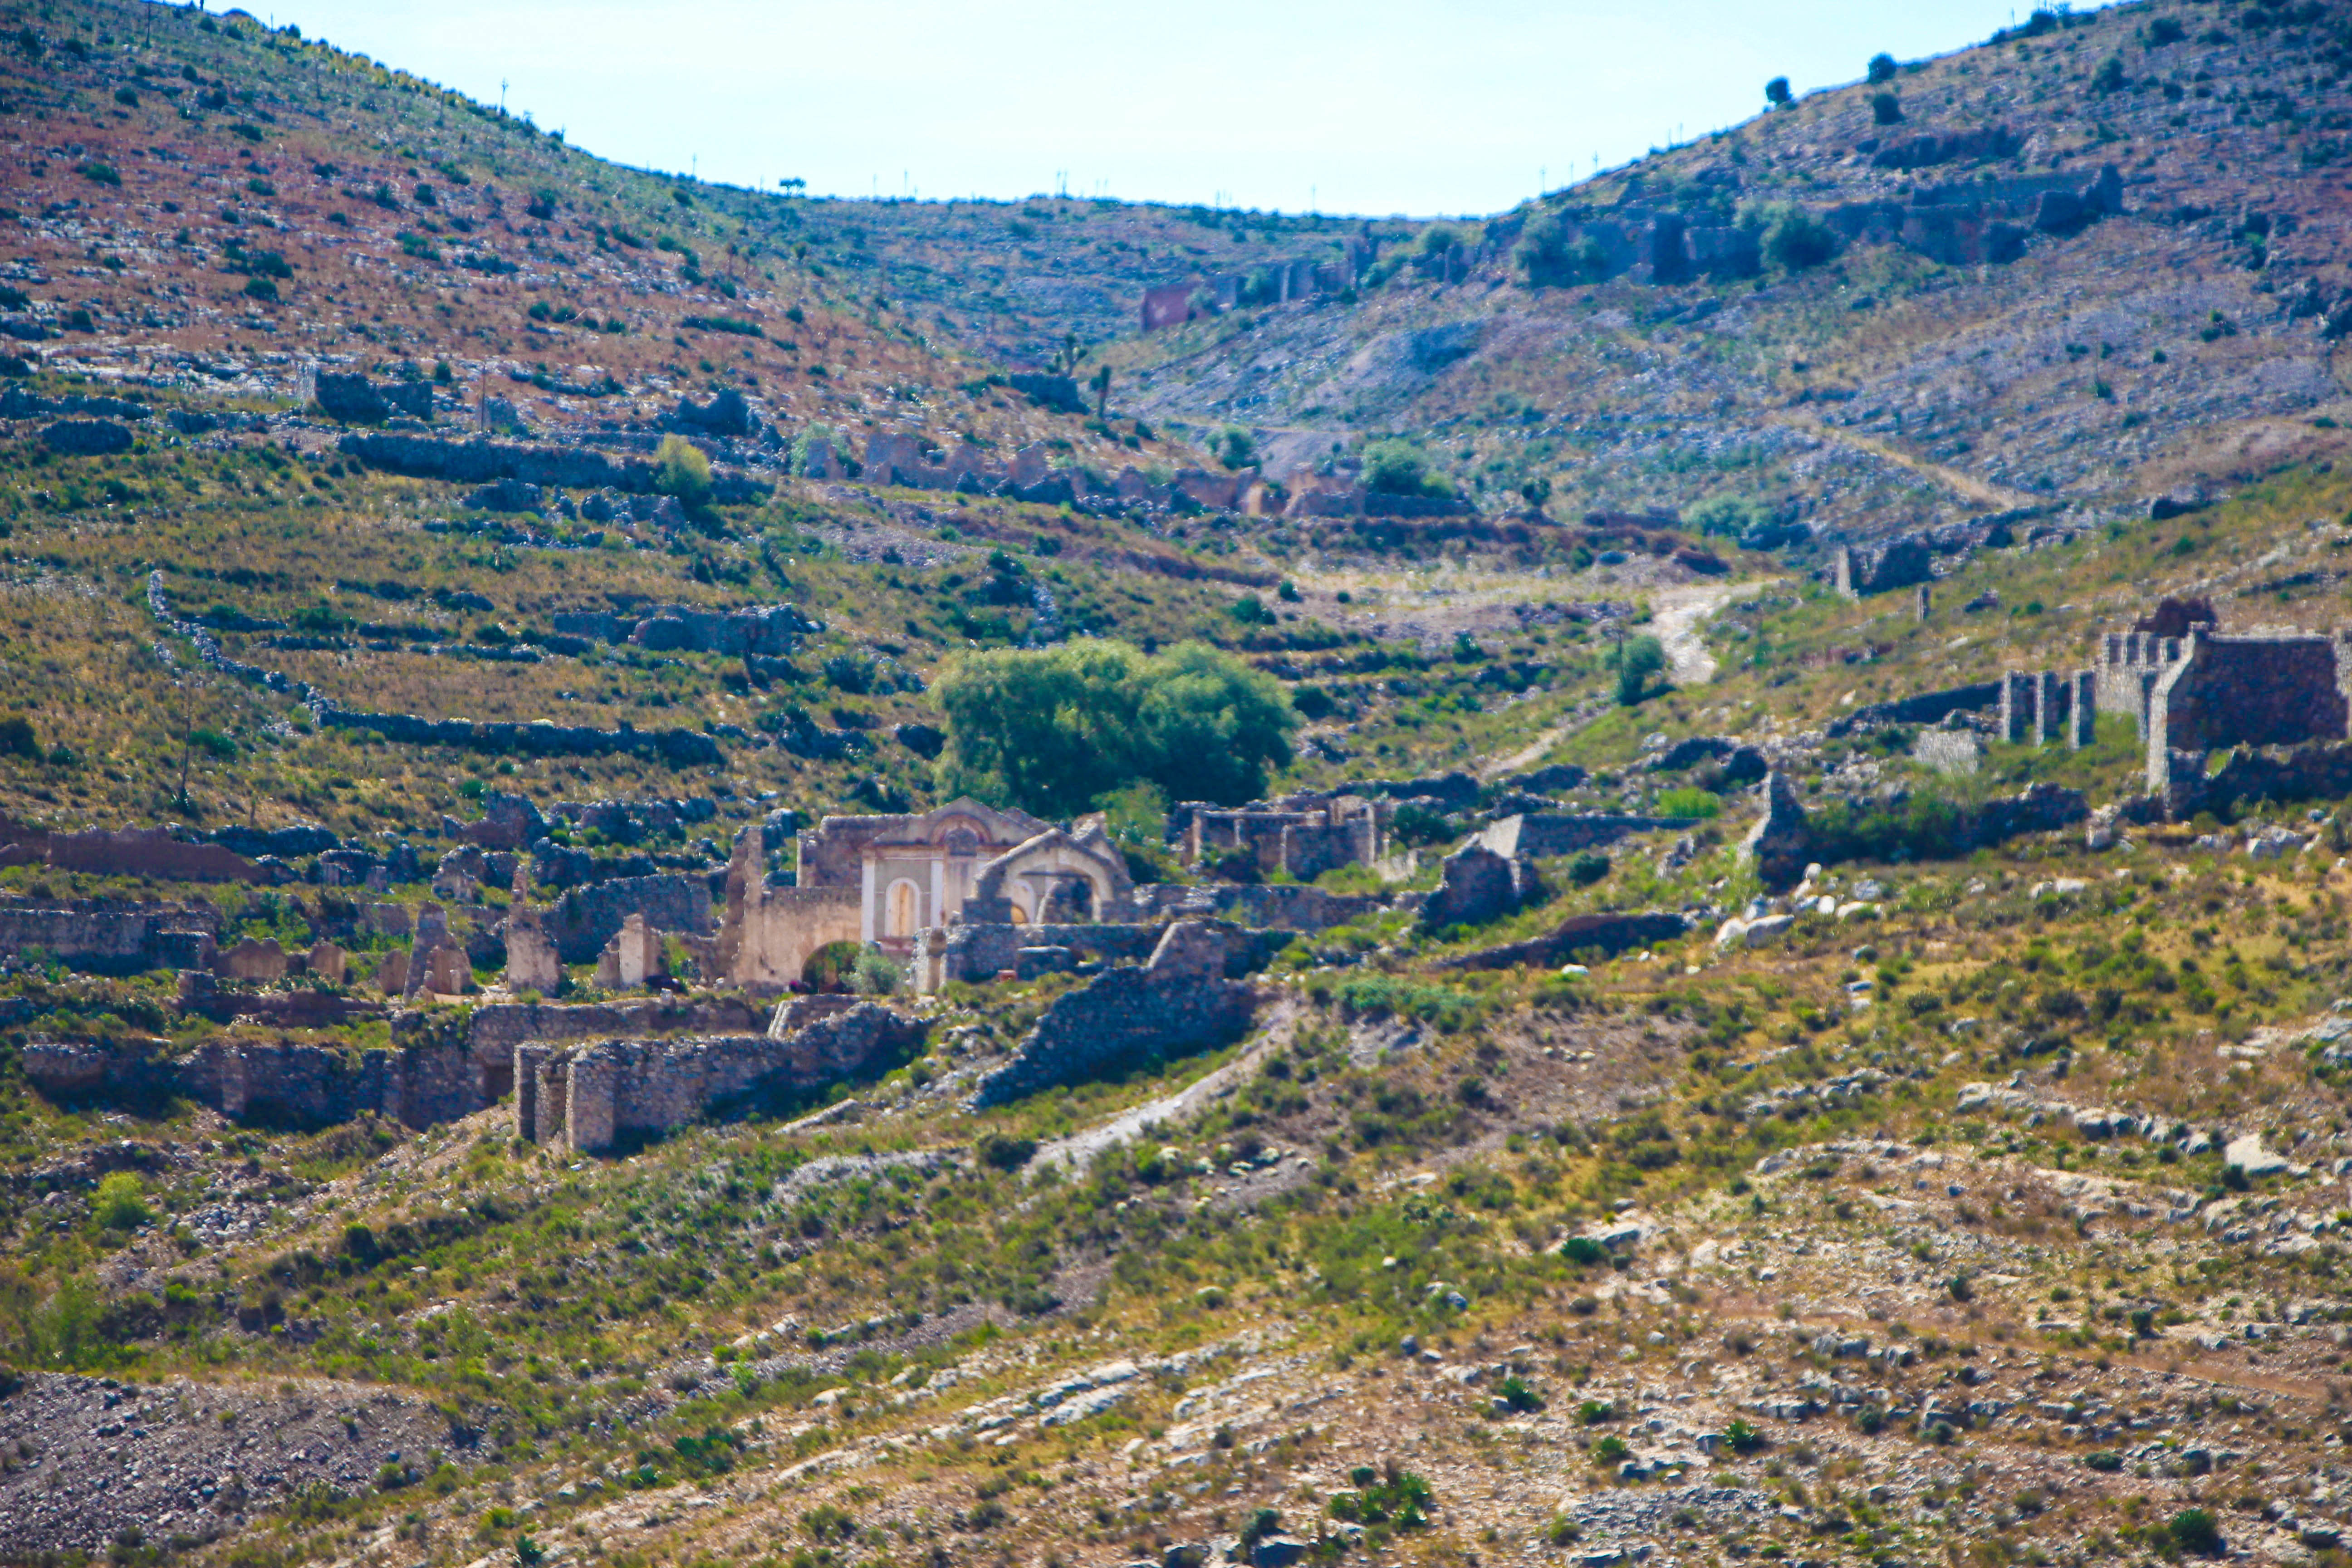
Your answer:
519,1002 -> 924,1152
2145,632 -> 2352,807
970,922 -> 1260,1107
545,874 -> 712,964
0,898 -> 218,973
1439,910 -> 1690,970
0,820 -> 263,883
1421,843 -> 1543,931
1832,536 -> 1934,598
339,432 -> 656,491
1122,882 -> 1379,931
1478,813 -> 1701,859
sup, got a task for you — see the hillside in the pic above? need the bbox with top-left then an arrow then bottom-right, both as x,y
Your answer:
13,8 -> 2352,1568
1071,2 -> 2352,540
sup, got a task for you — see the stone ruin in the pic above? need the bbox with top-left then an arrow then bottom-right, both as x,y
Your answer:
515,999 -> 926,1154
1999,669 -> 2098,749
1171,789 -> 1390,882
1832,536 -> 1935,598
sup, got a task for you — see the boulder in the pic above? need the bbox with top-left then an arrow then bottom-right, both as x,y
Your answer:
2224,1133 -> 2289,1178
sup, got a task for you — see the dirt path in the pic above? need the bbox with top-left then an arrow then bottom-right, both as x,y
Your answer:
1650,576 -> 1775,686
1774,412 -> 2042,512
1482,577 -> 1769,778
1028,995 -> 1303,1176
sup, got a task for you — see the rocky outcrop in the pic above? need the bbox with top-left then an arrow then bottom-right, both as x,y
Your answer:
970,922 -> 1262,1107
455,790 -> 547,851
1823,681 -> 2001,738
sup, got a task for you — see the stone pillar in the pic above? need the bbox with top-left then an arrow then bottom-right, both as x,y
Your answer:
2068,669 -> 2097,749
514,1044 -> 548,1142
566,1054 -> 614,1154
534,1052 -> 572,1147
860,856 -> 877,945
930,856 -> 945,932
2001,671 -> 2038,745
2036,670 -> 2064,745
1915,583 -> 1931,621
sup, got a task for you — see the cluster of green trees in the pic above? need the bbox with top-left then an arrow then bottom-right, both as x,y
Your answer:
933,638 -> 1298,817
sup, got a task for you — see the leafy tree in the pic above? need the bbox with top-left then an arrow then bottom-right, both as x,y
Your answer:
653,434 -> 713,508
1871,90 -> 1904,125
1867,52 -> 1898,83
935,638 -> 1149,817
2092,54 -> 2127,92
1215,426 -> 1257,470
934,639 -> 1296,815
1132,641 -> 1297,805
1764,76 -> 1793,108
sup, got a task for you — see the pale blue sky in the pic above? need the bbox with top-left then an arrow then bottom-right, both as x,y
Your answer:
269,1 -> 2105,216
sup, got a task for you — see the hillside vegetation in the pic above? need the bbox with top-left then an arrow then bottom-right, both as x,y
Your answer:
8,7 -> 2352,1568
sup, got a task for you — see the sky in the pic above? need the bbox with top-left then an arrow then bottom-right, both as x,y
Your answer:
263,0 -> 2103,217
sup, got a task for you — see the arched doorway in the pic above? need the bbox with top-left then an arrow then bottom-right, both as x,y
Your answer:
886,879 -> 921,938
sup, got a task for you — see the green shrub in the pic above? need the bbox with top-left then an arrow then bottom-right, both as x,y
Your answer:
1615,636 -> 1669,706
1655,787 -> 1721,819
1362,440 -> 1451,499
1806,790 -> 1966,866
1327,1465 -> 1432,1529
1871,90 -> 1904,124
653,434 -> 713,507
94,1173 -> 151,1230
1567,850 -> 1611,886
0,713 -> 37,760
1763,206 -> 1837,270
2171,1510 -> 2222,1556
1867,53 -> 1898,83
